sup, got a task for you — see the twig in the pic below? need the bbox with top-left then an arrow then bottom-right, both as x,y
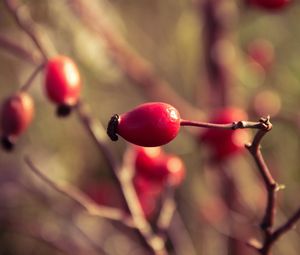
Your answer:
245,116 -> 275,235
11,222 -> 81,255
167,211 -> 197,255
271,208 -> 300,244
0,34 -> 41,64
180,119 -> 269,130
24,156 -> 134,228
67,0 -> 202,120
74,101 -> 168,255
20,63 -> 46,91
4,0 -> 49,60
156,186 -> 176,235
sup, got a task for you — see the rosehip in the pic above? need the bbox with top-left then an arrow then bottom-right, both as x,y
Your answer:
45,55 -> 81,116
133,146 -> 186,186
199,107 -> 250,160
1,92 -> 34,150
247,0 -> 291,10
134,146 -> 166,180
107,102 -> 181,147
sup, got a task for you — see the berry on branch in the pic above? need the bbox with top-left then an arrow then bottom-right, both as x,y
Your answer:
1,92 -> 34,151
45,55 -> 81,117
107,102 -> 181,147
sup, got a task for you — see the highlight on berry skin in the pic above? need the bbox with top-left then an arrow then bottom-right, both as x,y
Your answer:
132,146 -> 186,218
0,92 -> 34,151
45,55 -> 81,117
107,102 -> 181,147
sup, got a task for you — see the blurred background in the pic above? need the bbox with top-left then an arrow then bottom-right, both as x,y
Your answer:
0,0 -> 300,254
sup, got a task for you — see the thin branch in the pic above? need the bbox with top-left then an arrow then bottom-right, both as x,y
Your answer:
245,116 -> 275,235
24,156 -> 134,228
67,0 -> 202,120
270,208 -> 300,245
156,186 -> 176,235
0,34 -> 41,64
74,101 -> 168,255
167,211 -> 198,255
4,0 -> 49,60
180,119 -> 269,130
20,62 -> 46,91
11,222 -> 80,255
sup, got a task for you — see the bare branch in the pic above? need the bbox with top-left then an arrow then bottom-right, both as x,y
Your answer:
24,156 -> 134,228
271,208 -> 300,245
74,101 -> 168,255
4,0 -> 49,60
0,34 -> 41,64
245,116 -> 275,235
20,62 -> 46,91
67,0 -> 202,120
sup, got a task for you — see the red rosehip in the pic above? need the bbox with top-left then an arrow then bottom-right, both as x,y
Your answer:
133,174 -> 164,196
1,92 -> 34,150
107,102 -> 181,147
137,192 -> 157,219
45,55 -> 81,116
134,146 -> 166,180
133,146 -> 186,186
247,0 -> 291,10
200,107 -> 250,160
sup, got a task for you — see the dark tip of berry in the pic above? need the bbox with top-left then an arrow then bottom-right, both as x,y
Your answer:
56,104 -> 72,117
1,136 -> 15,151
107,114 -> 119,141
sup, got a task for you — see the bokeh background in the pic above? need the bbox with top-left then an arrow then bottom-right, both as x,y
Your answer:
0,0 -> 300,254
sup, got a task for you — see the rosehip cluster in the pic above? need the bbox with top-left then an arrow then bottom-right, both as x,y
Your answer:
133,146 -> 185,218
0,55 -> 81,150
199,107 -> 250,161
1,92 -> 34,150
45,55 -> 81,116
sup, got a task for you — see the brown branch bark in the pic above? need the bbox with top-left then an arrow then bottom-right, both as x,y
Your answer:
4,0 -> 49,60
0,34 -> 42,64
24,156 -> 134,228
74,101 -> 168,255
66,0 -> 202,120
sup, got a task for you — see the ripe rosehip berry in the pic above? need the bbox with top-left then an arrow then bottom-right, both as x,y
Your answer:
162,155 -> 186,187
107,102 -> 181,147
247,0 -> 291,10
45,55 -> 81,116
199,107 -> 250,160
133,146 -> 186,186
1,92 -> 34,150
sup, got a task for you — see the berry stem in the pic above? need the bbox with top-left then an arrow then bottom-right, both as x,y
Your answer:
20,63 -> 45,92
180,117 -> 270,131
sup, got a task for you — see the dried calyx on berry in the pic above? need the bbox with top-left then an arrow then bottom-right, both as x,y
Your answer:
45,55 -> 81,117
0,92 -> 34,151
107,102 -> 181,147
